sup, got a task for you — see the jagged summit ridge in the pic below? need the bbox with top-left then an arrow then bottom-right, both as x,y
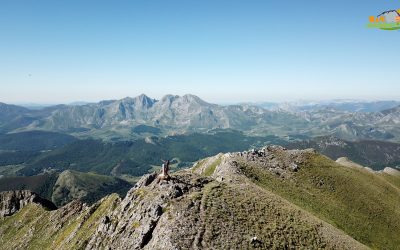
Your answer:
85,147 -> 367,249
1,147 -> 400,249
2,94 -> 400,141
0,147 -> 374,249
30,93 -> 233,132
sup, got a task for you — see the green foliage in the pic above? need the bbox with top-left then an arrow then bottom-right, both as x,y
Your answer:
0,131 -> 76,151
132,125 -> 161,135
0,170 -> 131,207
0,173 -> 58,200
0,151 -> 40,166
13,130 -> 285,177
52,170 -> 132,206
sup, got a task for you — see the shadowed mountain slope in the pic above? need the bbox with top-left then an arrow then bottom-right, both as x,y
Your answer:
0,170 -> 132,207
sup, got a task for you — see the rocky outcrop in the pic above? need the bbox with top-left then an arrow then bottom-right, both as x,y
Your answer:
383,167 -> 400,176
0,190 -> 57,217
82,159 -> 367,250
193,146 -> 315,181
86,172 -> 211,249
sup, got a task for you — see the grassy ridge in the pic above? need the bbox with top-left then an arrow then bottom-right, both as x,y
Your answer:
203,157 -> 222,176
0,194 -> 120,249
52,170 -> 132,206
239,154 -> 400,249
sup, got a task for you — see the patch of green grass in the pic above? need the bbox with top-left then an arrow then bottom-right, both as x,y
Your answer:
64,194 -> 120,246
132,221 -> 141,229
191,159 -> 205,172
0,204 -> 46,245
134,188 -> 148,199
380,173 -> 400,190
0,193 -> 120,249
51,218 -> 81,247
203,157 -> 222,177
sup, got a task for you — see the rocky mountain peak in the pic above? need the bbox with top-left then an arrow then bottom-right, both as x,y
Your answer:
0,190 -> 57,217
134,94 -> 157,108
160,94 -> 179,102
115,95 -> 157,109
158,94 -> 209,106
98,100 -> 116,107
181,94 -> 210,105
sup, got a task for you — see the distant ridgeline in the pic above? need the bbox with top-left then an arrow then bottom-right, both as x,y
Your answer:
1,95 -> 400,142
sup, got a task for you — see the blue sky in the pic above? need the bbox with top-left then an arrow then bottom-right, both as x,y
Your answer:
1,0 -> 399,104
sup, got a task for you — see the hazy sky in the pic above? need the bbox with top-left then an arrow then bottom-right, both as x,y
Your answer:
1,1 -> 400,104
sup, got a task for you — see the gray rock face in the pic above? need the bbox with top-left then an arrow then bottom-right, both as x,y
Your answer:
0,190 -> 57,217
378,10 -> 400,23
7,94 -> 305,138
86,172 -> 211,249
229,146 -> 313,179
2,95 -> 400,142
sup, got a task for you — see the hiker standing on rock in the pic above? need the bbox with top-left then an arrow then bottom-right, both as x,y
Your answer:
161,159 -> 170,177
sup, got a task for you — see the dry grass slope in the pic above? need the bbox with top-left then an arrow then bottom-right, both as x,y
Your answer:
239,153 -> 400,249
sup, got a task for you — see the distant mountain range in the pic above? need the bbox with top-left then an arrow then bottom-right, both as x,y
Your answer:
1,94 -> 400,142
257,100 -> 400,112
2,96 -> 400,249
